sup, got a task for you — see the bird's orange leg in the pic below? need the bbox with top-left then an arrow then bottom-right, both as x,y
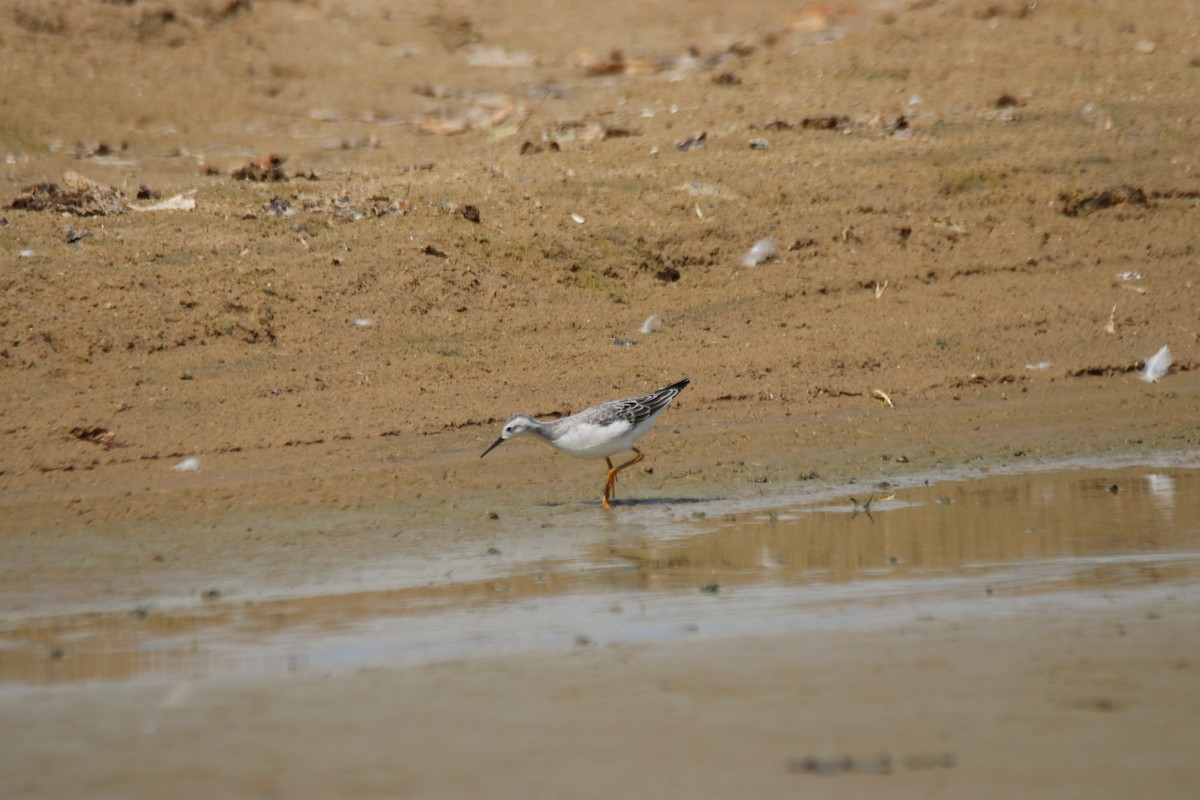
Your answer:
602,458 -> 616,508
602,449 -> 645,508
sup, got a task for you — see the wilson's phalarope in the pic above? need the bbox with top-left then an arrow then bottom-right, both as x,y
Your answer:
481,378 -> 690,508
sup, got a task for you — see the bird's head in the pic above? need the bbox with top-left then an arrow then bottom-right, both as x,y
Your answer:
480,414 -> 537,458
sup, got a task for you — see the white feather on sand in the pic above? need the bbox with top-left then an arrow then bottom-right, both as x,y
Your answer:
1139,344 -> 1172,383
741,237 -> 777,267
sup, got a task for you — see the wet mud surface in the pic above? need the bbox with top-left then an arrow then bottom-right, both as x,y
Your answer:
2,0 -> 1200,796
2,462 -> 1199,686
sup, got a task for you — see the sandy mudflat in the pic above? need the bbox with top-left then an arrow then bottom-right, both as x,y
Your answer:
2,0 -> 1199,796
3,585 -> 1199,799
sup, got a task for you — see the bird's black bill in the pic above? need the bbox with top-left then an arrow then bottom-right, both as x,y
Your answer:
480,437 -> 505,458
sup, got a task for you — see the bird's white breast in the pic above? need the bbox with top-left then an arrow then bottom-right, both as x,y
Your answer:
550,419 -> 636,459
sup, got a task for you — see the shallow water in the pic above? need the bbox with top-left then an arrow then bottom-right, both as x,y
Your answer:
2,464 -> 1198,688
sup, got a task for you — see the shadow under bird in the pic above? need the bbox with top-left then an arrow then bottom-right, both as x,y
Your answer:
481,378 -> 690,508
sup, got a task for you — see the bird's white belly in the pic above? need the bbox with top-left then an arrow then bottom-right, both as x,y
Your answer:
550,420 -> 639,459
